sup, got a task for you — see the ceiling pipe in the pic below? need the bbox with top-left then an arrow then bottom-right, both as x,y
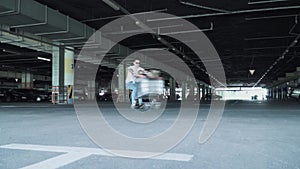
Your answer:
127,40 -> 197,48
82,8 -> 168,23
244,35 -> 296,41
248,0 -> 288,5
289,15 -> 299,35
147,5 -> 300,22
244,45 -> 300,50
179,0 -> 230,13
246,14 -> 297,21
109,0 -> 201,67
102,0 -> 120,11
253,34 -> 300,87
103,24 -> 183,35
160,22 -> 213,35
100,0 -> 216,85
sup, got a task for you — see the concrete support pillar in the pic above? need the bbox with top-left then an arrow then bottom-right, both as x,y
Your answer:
21,72 -> 33,88
64,49 -> 74,103
52,46 -> 64,88
117,63 -> 126,103
269,88 -> 272,100
278,87 -> 281,100
196,83 -> 201,101
52,47 -> 74,104
45,84 -> 50,91
95,81 -> 99,100
181,82 -> 186,101
201,85 -> 205,100
52,46 -> 64,103
283,86 -> 286,100
169,78 -> 176,101
282,85 -> 286,100
276,87 -> 279,100
188,83 -> 195,101
87,80 -> 95,100
279,87 -> 282,100
110,76 -> 118,101
279,86 -> 283,100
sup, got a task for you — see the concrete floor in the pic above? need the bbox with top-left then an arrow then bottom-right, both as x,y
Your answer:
0,100 -> 300,169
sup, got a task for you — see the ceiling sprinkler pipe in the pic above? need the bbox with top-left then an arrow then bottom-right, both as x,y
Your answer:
253,34 -> 300,87
82,8 -> 168,22
248,0 -> 288,5
179,0 -> 230,13
246,14 -> 297,21
147,5 -> 300,22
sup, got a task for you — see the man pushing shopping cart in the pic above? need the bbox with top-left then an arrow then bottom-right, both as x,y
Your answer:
125,59 -> 164,109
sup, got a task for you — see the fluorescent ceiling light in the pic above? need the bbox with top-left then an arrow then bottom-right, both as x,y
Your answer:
102,0 -> 120,11
37,57 -> 51,62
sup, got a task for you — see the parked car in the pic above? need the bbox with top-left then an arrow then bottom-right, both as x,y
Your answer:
74,89 -> 88,101
8,88 -> 51,102
289,87 -> 300,100
203,93 -> 222,100
98,92 -> 113,101
0,88 -> 18,102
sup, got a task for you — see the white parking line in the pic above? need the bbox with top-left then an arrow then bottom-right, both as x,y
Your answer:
0,106 -> 17,108
0,106 -> 50,108
0,144 -> 193,168
21,153 -> 91,169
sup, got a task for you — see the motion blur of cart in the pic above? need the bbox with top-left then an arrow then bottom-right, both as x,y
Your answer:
136,70 -> 164,109
136,79 -> 164,109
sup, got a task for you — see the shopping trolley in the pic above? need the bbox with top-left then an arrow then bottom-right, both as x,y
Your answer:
136,78 -> 165,109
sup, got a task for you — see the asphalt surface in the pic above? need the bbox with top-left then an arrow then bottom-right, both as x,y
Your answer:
0,100 -> 300,169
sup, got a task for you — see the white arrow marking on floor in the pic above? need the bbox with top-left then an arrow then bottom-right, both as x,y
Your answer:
0,144 -> 193,169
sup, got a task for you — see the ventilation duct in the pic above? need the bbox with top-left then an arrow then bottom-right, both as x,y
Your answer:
0,0 -> 95,44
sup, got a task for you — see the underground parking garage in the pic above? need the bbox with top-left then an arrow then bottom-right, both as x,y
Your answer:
1,0 -> 300,168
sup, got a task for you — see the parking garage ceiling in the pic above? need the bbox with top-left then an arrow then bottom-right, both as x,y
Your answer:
1,0 -> 300,86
